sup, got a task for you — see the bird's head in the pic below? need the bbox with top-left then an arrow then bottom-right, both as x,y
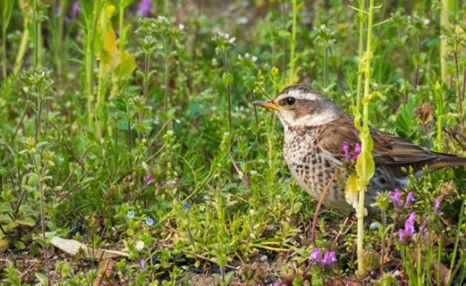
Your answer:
252,84 -> 341,127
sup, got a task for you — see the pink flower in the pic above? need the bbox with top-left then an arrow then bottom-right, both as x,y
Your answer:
398,228 -> 405,242
71,1 -> 80,20
420,220 -> 428,236
140,258 -> 145,269
146,173 -> 153,184
389,188 -> 402,209
342,141 -> 349,160
137,0 -> 151,17
309,247 -> 322,263
404,212 -> 416,235
434,196 -> 441,214
404,191 -> 415,208
322,251 -> 337,265
353,143 -> 361,158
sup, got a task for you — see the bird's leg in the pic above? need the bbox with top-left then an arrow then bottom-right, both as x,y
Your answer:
310,176 -> 335,246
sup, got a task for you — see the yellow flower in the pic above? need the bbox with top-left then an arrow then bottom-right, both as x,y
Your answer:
271,66 -> 279,77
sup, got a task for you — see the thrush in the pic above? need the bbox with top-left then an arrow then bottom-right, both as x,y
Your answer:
253,84 -> 466,211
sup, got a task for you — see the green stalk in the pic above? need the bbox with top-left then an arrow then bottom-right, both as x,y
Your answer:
439,0 -> 450,85
357,0 -> 375,276
33,0 -> 43,68
323,43 -> 328,87
85,0 -> 100,128
14,0 -> 29,75
288,0 -> 299,84
56,0 -> 66,79
2,0 -> 13,78
448,199 -> 465,285
356,0 -> 365,112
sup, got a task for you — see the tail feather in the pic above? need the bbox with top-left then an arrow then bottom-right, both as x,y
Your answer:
430,155 -> 466,169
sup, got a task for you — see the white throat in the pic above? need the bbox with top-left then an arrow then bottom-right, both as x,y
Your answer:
279,112 -> 337,127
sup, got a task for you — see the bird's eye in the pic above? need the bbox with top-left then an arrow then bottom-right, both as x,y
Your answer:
286,97 -> 296,105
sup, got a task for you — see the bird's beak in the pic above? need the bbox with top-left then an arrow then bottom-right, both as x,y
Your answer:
252,100 -> 281,110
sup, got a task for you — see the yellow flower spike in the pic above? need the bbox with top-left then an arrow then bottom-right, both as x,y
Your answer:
106,5 -> 115,18
345,173 -> 360,209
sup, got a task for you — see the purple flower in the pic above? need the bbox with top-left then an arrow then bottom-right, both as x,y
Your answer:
434,196 -> 441,214
353,143 -> 361,158
71,1 -> 80,21
404,212 -> 416,235
398,228 -> 405,242
342,141 -> 349,160
183,202 -> 191,210
146,173 -> 153,184
404,191 -> 415,208
137,0 -> 151,17
145,218 -> 154,226
309,247 -> 322,263
389,188 -> 402,209
140,258 -> 145,269
420,220 -> 428,236
322,251 -> 337,265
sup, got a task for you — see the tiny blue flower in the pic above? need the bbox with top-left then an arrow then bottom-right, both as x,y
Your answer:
183,202 -> 191,210
370,222 -> 378,229
145,218 -> 154,226
127,210 -> 135,219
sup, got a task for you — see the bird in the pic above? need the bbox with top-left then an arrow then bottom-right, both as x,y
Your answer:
252,84 -> 466,211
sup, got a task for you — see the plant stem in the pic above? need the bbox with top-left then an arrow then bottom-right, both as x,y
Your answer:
2,0 -> 13,78
14,0 -> 30,75
289,0 -> 298,84
32,155 -> 50,279
356,0 -> 365,112
323,44 -> 328,87
86,0 -> 100,128
357,0 -> 375,276
448,199 -> 465,285
33,0 -> 42,68
440,0 -> 449,85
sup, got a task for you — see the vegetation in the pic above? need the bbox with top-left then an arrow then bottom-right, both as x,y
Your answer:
1,0 -> 466,285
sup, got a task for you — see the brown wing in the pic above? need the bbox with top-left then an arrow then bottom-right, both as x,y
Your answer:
316,116 -> 452,170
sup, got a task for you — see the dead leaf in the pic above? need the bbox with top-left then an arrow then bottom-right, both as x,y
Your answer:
50,236 -> 129,260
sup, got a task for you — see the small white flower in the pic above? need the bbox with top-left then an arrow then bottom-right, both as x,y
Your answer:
228,37 -> 236,44
423,18 -> 430,25
178,23 -> 185,30
252,56 -> 257,62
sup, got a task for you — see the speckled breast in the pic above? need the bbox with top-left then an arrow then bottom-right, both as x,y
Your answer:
283,126 -> 353,210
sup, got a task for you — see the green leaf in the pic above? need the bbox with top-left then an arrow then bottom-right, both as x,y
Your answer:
356,150 -> 375,186
35,272 -> 49,286
113,50 -> 136,80
0,203 -> 13,212
396,95 -> 418,140
16,217 -> 36,227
